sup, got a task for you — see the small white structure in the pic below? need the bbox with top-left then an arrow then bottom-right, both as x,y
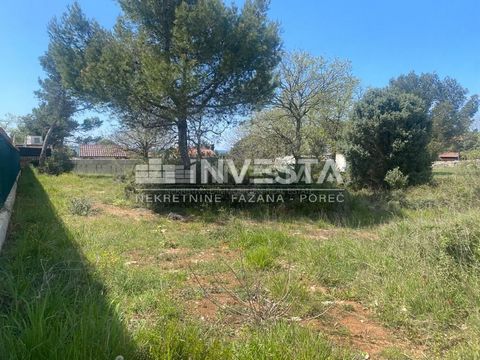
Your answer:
25,136 -> 43,146
335,153 -> 347,172
274,155 -> 296,169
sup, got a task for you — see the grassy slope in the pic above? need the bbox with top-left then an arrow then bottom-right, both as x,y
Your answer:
1,165 -> 480,359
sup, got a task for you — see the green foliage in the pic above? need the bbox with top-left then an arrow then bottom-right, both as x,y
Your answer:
48,0 -> 281,166
0,168 -> 137,359
2,168 -> 354,359
462,149 -> 480,160
384,167 -> 409,190
346,88 -> 432,188
390,72 -> 479,153
458,131 -> 480,152
230,110 -> 291,163
234,322 -> 346,359
238,52 -> 358,163
442,220 -> 480,266
5,164 -> 480,358
69,197 -> 93,216
458,132 -> 480,159
40,147 -> 74,175
0,113 -> 23,139
245,245 -> 276,270
15,46 -> 102,169
33,51 -> 79,145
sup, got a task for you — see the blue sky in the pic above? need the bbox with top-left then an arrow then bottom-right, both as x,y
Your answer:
1,0 -> 479,131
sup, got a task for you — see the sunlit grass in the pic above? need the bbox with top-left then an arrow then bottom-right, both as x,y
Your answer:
1,164 -> 480,358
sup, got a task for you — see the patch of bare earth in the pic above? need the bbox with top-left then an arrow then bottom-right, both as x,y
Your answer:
184,270 -> 246,325
124,245 -> 238,270
303,299 -> 426,359
184,274 -> 426,359
289,225 -> 379,242
121,215 -> 417,357
95,203 -> 158,221
290,228 -> 338,240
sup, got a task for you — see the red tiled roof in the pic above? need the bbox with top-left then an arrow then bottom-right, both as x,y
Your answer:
439,152 -> 460,158
79,144 -> 129,158
188,147 -> 216,158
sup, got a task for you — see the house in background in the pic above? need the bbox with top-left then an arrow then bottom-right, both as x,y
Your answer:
439,152 -> 460,161
78,144 -> 130,159
15,136 -> 51,164
188,146 -> 216,158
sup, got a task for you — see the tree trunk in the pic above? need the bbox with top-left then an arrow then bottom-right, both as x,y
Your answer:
294,117 -> 302,167
194,132 -> 205,183
177,119 -> 190,168
196,132 -> 202,162
39,126 -> 54,168
142,147 -> 149,162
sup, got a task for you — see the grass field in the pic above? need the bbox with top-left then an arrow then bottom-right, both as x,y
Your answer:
1,165 -> 480,359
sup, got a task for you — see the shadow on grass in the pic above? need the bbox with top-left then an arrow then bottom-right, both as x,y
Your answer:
148,190 -> 400,228
0,167 -> 138,359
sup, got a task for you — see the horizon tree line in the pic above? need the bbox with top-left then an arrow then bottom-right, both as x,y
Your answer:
4,0 -> 479,187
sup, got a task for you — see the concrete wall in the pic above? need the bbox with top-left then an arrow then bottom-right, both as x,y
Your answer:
72,159 -> 143,176
0,172 -> 19,252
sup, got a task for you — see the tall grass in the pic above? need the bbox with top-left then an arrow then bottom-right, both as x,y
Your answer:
0,168 -> 348,359
0,168 -> 136,359
2,164 -> 479,359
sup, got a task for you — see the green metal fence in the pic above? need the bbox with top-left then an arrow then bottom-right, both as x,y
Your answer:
0,130 -> 20,208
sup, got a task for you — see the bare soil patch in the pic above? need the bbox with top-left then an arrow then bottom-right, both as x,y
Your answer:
124,245 -> 238,271
304,300 -> 426,359
96,203 -> 158,221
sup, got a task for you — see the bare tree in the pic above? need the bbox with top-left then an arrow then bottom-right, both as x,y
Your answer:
0,114 -> 20,136
112,125 -> 175,160
260,51 -> 358,164
189,115 -> 229,161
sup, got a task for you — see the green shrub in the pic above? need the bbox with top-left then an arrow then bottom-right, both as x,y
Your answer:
384,167 -> 409,189
345,88 -> 431,188
245,245 -> 276,270
462,149 -> 480,160
442,222 -> 480,266
69,197 -> 93,216
40,147 -> 74,175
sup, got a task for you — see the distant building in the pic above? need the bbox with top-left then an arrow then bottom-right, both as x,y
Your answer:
25,136 -> 43,146
79,144 -> 130,159
335,153 -> 347,172
15,135 -> 51,164
439,152 -> 460,161
273,154 -> 347,172
188,146 -> 216,158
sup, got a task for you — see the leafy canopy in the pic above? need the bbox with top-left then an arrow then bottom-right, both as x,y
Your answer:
389,72 -> 479,153
346,88 -> 432,188
47,0 -> 281,165
245,52 -> 358,163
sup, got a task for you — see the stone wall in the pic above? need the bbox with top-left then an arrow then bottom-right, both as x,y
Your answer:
71,159 -> 143,176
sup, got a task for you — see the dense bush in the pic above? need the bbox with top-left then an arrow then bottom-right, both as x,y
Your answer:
346,88 -> 432,188
69,197 -> 93,216
384,167 -> 409,189
462,149 -> 480,160
40,148 -> 74,175
443,222 -> 480,266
